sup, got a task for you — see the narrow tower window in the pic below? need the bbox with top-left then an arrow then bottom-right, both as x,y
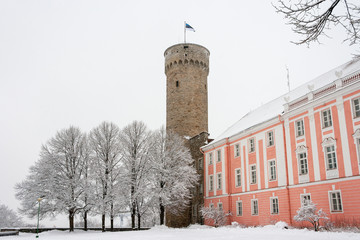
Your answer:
176,81 -> 179,87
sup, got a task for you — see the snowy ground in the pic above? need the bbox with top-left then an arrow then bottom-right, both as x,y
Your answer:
3,224 -> 360,240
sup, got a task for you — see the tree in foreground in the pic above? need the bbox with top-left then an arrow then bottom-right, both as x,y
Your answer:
16,126 -> 88,232
294,200 -> 328,231
200,206 -> 229,227
0,204 -> 24,228
273,0 -> 360,47
89,122 -> 122,231
151,127 -> 198,225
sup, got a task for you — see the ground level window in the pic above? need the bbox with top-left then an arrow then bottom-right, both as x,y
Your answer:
217,202 -> 223,212
251,199 -> 258,215
300,194 -> 311,206
329,191 -> 342,212
236,201 -> 242,216
270,197 -> 279,214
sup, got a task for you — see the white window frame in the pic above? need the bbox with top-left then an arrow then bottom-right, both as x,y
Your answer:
353,97 -> 360,118
325,144 -> 337,170
300,193 -> 311,206
250,164 -> 257,184
236,201 -> 243,216
209,152 -> 213,165
270,197 -> 279,215
235,168 -> 241,187
298,152 -> 308,175
209,175 -> 214,192
251,199 -> 258,215
267,130 -> 274,147
234,144 -> 240,157
217,149 -> 221,162
268,160 -> 277,181
329,190 -> 343,213
322,108 -> 333,128
209,203 -> 214,209
295,119 -> 305,137
249,138 -> 255,152
217,173 -> 222,190
217,202 -> 223,212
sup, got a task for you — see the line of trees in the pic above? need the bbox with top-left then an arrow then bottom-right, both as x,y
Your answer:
15,121 -> 198,231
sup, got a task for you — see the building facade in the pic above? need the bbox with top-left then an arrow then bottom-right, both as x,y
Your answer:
165,43 -> 210,227
202,59 -> 360,227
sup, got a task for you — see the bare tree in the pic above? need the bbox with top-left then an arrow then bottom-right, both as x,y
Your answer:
273,0 -> 360,47
16,126 -> 88,232
89,121 -> 122,232
119,121 -> 152,229
0,204 -> 24,228
150,127 -> 198,225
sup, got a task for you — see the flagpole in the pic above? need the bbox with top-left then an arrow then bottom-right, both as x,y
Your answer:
184,21 -> 186,43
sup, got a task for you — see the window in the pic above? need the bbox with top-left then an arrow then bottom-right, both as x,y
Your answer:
301,194 -> 311,206
209,175 -> 214,191
176,81 -> 179,87
235,169 -> 241,187
236,201 -> 243,216
329,191 -> 343,212
298,152 -> 308,175
295,119 -> 304,137
249,138 -> 255,152
251,199 -> 258,215
269,160 -> 277,181
217,150 -> 221,162
217,173 -> 222,190
270,197 -> 279,214
353,98 -> 360,118
267,131 -> 274,147
250,165 -> 257,184
322,109 -> 333,128
235,144 -> 240,157
209,153 -> 213,165
217,202 -> 223,211
325,145 -> 337,170
209,203 -> 214,209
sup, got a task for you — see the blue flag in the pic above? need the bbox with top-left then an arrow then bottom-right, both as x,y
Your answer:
185,23 -> 195,32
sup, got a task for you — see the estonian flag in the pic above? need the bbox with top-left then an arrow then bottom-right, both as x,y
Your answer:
185,23 -> 195,32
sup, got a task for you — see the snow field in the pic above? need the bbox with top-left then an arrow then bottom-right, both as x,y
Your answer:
3,225 -> 360,240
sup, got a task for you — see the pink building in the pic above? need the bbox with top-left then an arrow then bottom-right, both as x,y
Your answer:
202,59 -> 360,227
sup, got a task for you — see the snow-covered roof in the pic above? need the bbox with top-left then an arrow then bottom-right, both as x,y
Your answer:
209,58 -> 360,146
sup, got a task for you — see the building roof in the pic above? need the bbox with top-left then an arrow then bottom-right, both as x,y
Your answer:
209,58 -> 360,146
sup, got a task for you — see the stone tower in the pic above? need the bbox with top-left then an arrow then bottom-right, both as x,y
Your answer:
164,43 -> 210,227
165,43 -> 210,137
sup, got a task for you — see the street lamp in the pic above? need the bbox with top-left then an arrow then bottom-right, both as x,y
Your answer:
36,198 -> 42,238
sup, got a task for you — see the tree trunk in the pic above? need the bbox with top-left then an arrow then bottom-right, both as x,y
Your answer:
83,211 -> 88,231
110,202 -> 114,231
159,201 -> 165,225
102,214 -> 106,232
131,184 -> 136,229
137,211 -> 141,230
69,210 -> 74,232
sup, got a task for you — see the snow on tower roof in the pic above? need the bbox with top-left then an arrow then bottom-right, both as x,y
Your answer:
208,58 -> 360,147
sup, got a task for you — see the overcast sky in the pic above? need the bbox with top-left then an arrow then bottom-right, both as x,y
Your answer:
0,0 -> 357,226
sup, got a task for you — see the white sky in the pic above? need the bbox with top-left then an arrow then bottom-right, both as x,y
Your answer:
0,0 -> 357,227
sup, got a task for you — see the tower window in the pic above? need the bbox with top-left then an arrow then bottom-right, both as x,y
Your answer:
176,81 -> 179,87
184,46 -> 188,49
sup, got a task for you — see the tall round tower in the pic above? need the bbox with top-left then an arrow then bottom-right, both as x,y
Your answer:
165,43 -> 210,137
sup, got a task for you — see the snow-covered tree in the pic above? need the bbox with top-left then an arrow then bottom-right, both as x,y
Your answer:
0,204 -> 24,228
200,206 -> 229,227
89,121 -> 122,231
16,126 -> 88,232
294,200 -> 328,231
273,0 -> 360,48
150,127 -> 198,225
119,121 -> 153,229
